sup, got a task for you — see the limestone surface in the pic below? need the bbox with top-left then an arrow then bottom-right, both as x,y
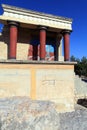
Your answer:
0,97 -> 87,130
0,97 -> 60,130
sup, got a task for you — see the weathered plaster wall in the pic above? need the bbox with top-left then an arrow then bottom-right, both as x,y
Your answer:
0,63 -> 75,112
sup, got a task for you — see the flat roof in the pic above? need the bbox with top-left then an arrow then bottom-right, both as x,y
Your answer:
0,4 -> 72,31
2,4 -> 72,22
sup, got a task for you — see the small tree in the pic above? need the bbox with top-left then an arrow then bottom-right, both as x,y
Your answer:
70,55 -> 87,77
81,57 -> 87,77
70,55 -> 76,62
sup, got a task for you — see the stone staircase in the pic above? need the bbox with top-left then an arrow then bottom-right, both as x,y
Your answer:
75,75 -> 87,101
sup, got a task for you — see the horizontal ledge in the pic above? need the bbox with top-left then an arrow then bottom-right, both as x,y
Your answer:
0,59 -> 77,65
2,4 -> 72,22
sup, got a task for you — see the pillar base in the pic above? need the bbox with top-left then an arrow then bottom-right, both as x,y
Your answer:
8,57 -> 16,60
64,59 -> 70,62
40,58 -> 45,60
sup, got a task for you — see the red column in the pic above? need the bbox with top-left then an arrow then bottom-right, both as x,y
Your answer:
39,27 -> 47,60
63,30 -> 71,61
8,21 -> 19,59
28,44 -> 33,60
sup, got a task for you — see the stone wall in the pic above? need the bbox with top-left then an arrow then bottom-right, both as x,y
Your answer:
0,62 -> 75,112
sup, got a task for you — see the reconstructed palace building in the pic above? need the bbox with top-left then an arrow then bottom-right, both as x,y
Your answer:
0,4 -> 76,112
0,4 -> 72,61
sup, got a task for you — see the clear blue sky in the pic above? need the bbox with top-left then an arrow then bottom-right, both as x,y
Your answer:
0,0 -> 87,59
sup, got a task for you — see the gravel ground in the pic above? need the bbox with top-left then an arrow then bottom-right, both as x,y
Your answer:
60,105 -> 87,130
0,97 -> 87,130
